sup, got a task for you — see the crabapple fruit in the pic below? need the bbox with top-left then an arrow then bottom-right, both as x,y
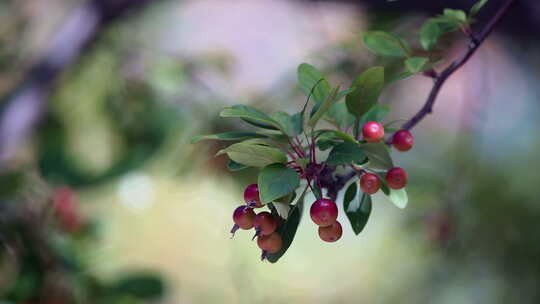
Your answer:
244,184 -> 263,208
362,121 -> 385,143
257,232 -> 283,254
310,199 -> 338,227
253,211 -> 278,236
318,221 -> 343,242
385,167 -> 408,189
360,172 -> 381,194
392,130 -> 414,152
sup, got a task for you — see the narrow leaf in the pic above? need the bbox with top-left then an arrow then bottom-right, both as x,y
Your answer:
308,85 -> 340,128
191,132 -> 267,144
220,105 -> 285,133
420,17 -> 462,51
405,57 -> 430,73
227,159 -> 249,171
297,63 -> 331,104
470,0 -> 489,17
344,188 -> 372,235
217,142 -> 287,167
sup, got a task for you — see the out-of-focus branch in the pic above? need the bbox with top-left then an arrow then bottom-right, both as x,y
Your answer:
0,0 -> 158,163
388,0 -> 517,141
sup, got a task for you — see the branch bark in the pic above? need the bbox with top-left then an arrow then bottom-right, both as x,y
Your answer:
394,0 -> 517,136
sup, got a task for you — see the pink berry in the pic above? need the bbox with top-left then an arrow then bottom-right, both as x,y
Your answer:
318,221 -> 343,242
232,205 -> 255,230
244,184 -> 263,208
392,130 -> 414,152
385,167 -> 408,189
362,121 -> 385,143
310,199 -> 338,227
360,173 -> 381,194
253,211 -> 278,236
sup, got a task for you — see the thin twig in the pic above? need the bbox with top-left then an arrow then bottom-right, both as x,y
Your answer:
386,0 -> 517,144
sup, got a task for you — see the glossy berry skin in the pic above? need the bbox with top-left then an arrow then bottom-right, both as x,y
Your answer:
310,199 -> 338,227
392,130 -> 414,152
244,184 -> 263,208
253,211 -> 278,236
232,205 -> 255,230
360,173 -> 381,195
257,232 -> 283,253
318,221 -> 343,242
362,121 -> 385,143
385,167 -> 408,190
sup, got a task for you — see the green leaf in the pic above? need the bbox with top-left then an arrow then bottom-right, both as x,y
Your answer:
217,142 -> 287,167
316,129 -> 358,144
267,189 -> 306,263
335,87 -> 356,101
346,67 -> 385,118
443,8 -> 467,22
269,202 -> 292,219
220,105 -> 284,132
359,105 -> 390,126
308,85 -> 340,128
326,142 -> 366,166
385,187 -> 408,209
258,164 -> 300,204
227,159 -> 249,171
316,138 -> 339,151
191,132 -> 266,144
363,31 -> 410,58
297,63 -> 331,104
420,17 -> 462,51
111,274 -> 165,300
470,0 -> 488,17
271,111 -> 298,136
361,142 -> 394,170
404,57 -> 430,73
290,112 -> 303,136
241,118 -> 279,130
327,102 -> 355,130
386,71 -> 415,84
344,185 -> 372,235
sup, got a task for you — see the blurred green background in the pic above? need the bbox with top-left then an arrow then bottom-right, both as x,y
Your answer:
1,0 -> 540,303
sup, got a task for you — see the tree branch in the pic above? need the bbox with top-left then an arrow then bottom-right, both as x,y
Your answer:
389,0 -> 517,141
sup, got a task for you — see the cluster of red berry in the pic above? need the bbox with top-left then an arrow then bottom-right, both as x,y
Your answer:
362,121 -> 412,192
231,184 -> 283,258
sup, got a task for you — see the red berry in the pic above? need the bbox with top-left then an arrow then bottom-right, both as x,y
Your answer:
244,184 -> 263,208
253,211 -> 278,236
232,205 -> 255,230
385,167 -> 408,189
53,187 -> 82,233
257,232 -> 282,253
392,130 -> 414,152
360,173 -> 381,194
310,199 -> 338,227
362,121 -> 385,143
318,221 -> 343,242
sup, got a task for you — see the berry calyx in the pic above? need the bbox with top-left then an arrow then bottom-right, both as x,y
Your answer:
257,232 -> 283,254
253,211 -> 278,236
385,167 -> 408,189
231,205 -> 255,236
310,199 -> 338,227
318,221 -> 343,242
360,172 -> 381,195
244,184 -> 263,208
392,130 -> 414,152
362,121 -> 385,143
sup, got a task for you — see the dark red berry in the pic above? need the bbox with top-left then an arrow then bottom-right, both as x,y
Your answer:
385,167 -> 408,189
232,205 -> 255,230
318,221 -> 343,242
257,232 -> 282,253
362,121 -> 384,143
360,172 -> 381,195
310,199 -> 338,227
392,130 -> 414,152
253,211 -> 278,236
244,184 -> 263,208
53,187 -> 82,233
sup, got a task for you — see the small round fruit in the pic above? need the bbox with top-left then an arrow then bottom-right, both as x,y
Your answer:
253,211 -> 278,236
310,199 -> 338,227
392,130 -> 414,152
385,167 -> 408,189
362,121 -> 385,143
318,221 -> 343,242
244,184 -> 263,208
257,232 -> 283,253
232,205 -> 255,230
360,172 -> 381,195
